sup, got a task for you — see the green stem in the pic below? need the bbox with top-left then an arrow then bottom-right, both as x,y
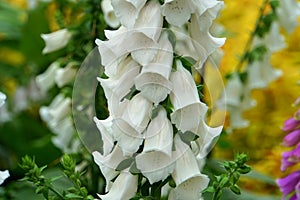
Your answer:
48,183 -> 65,199
235,0 -> 270,72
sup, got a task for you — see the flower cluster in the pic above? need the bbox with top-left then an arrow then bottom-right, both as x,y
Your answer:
277,100 -> 300,200
217,0 -> 300,130
92,0 -> 225,199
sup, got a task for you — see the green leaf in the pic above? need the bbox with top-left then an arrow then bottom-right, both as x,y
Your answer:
116,157 -> 135,171
65,193 -> 83,199
230,184 -> 241,195
129,161 -> 141,175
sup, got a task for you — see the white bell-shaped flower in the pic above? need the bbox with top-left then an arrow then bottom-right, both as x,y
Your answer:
94,117 -> 114,156
111,0 -> 147,28
169,135 -> 209,200
247,53 -> 282,89
97,171 -> 138,200
227,106 -> 249,129
112,93 -> 152,155
36,62 -> 60,93
0,92 -> 6,108
189,12 -> 225,69
263,22 -> 286,52
134,0 -> 163,41
51,117 -> 77,153
135,33 -> 173,104
277,0 -> 300,33
161,0 -> 195,27
55,62 -> 78,88
0,170 -> 9,185
93,146 -> 127,192
170,61 -> 208,132
135,108 -> 175,184
41,28 -> 72,54
192,121 -> 222,159
101,0 -> 120,28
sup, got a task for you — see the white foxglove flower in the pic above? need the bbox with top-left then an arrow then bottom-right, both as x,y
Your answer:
191,120 -> 222,159
55,62 -> 78,88
93,147 -> 128,192
170,61 -> 208,132
101,0 -> 120,28
94,116 -> 114,156
217,73 -> 243,108
135,108 -> 175,184
40,94 -> 71,128
277,0 -> 300,33
111,0 -> 147,28
98,57 -> 140,114
247,53 -> 282,89
0,92 -> 6,108
97,171 -> 138,200
112,93 -> 152,155
41,28 -> 72,54
143,108 -> 173,155
189,12 -> 225,69
51,117 -> 76,153
263,22 -> 286,52
161,0 -> 195,27
169,135 -> 209,200
36,62 -> 60,93
0,170 -> 9,185
136,151 -> 175,184
135,33 -> 173,104
134,0 -> 163,41
227,106 -> 249,129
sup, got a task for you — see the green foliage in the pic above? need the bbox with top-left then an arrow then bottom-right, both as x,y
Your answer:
19,155 -> 95,200
204,153 -> 251,200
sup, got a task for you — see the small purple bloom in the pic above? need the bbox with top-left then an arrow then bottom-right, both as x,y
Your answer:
281,144 -> 300,171
283,129 -> 300,146
276,170 -> 300,199
282,117 -> 300,132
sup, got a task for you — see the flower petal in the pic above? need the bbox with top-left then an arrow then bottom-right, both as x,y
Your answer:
0,170 -> 10,185
41,29 -> 72,54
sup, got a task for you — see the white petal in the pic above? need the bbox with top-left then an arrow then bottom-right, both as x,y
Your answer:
98,59 -> 140,104
134,1 -> 163,40
41,29 -> 72,54
168,174 -> 209,200
161,0 -> 195,26
191,120 -> 222,159
54,62 -> 77,88
169,61 -> 201,108
121,93 -> 152,133
98,171 -> 138,200
277,0 -> 300,33
144,108 -> 173,155
111,0 -> 147,28
136,151 -> 175,184
171,135 -> 202,186
264,22 -> 286,52
220,73 -> 243,107
171,102 -> 207,132
0,92 -> 6,108
127,32 -> 159,66
0,170 -> 9,185
135,73 -> 172,104
101,0 -> 120,28
93,147 -> 128,190
94,116 -> 114,156
189,14 -> 225,69
228,106 -> 249,129
35,62 -> 60,93
112,118 -> 144,156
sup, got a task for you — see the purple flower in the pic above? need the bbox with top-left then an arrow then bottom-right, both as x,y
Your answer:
281,144 -> 300,171
276,171 -> 300,199
283,129 -> 300,146
282,117 -> 300,132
